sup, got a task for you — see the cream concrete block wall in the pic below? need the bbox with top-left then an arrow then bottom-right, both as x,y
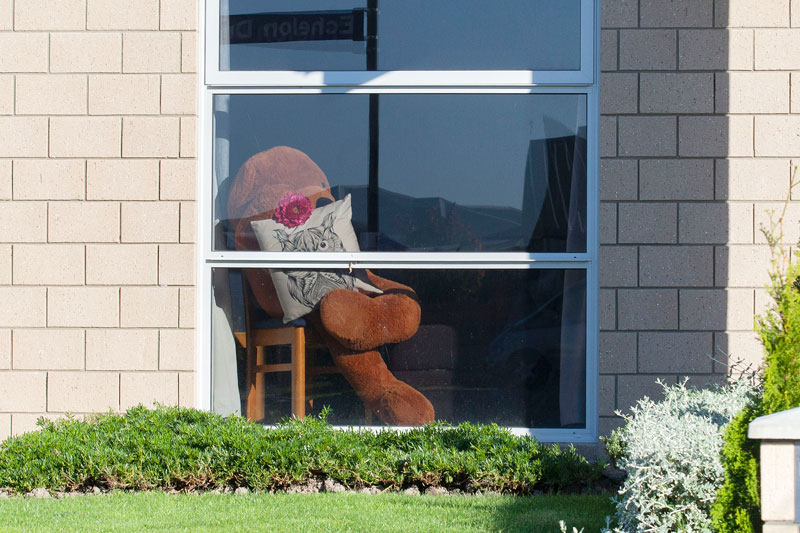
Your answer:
600,0 -> 800,435
2,0 -> 798,442
0,0 -> 197,439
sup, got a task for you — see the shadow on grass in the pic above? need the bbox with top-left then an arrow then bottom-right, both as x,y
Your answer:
489,494 -> 614,532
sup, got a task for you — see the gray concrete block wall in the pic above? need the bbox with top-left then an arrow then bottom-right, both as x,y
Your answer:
599,0 -> 800,434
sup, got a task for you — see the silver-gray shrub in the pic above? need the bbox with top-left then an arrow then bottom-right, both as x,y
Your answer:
604,378 -> 755,533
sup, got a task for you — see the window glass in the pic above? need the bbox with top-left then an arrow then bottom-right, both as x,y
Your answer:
214,93 -> 587,253
211,267 -> 586,428
220,0 -> 582,71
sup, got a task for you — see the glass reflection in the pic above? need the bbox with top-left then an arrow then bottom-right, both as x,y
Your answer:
214,94 -> 587,253
220,0 -> 582,71
211,267 -> 587,428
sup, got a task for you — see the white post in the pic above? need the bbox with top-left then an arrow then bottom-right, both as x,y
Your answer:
749,407 -> 800,533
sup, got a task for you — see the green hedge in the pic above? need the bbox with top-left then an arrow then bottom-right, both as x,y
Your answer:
0,407 -> 604,494
712,254 -> 800,533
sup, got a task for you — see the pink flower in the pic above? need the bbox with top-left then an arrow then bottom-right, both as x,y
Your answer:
274,192 -> 313,228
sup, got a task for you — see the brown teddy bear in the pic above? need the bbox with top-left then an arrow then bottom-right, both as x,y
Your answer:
226,146 -> 435,426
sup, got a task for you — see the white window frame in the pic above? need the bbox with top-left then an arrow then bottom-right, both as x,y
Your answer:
197,1 -> 601,443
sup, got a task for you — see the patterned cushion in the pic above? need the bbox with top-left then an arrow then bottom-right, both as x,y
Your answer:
250,194 -> 381,322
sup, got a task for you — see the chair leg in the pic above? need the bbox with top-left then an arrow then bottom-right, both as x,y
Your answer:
254,346 -> 266,420
306,347 -> 313,412
291,327 -> 306,419
245,342 -> 256,421
246,345 -> 266,421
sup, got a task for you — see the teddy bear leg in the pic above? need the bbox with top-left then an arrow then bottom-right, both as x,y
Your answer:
319,290 -> 421,352
328,346 -> 434,426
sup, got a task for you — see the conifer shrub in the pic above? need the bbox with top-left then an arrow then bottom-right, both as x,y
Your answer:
711,247 -> 800,533
0,406 -> 604,494
601,379 -> 753,532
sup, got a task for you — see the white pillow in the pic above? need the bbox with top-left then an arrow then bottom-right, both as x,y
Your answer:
250,194 -> 381,323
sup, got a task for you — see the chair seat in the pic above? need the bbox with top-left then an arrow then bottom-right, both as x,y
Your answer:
251,317 -> 308,329
233,320 -> 320,350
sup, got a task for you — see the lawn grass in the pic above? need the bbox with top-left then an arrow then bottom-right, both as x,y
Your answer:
0,491 -> 614,532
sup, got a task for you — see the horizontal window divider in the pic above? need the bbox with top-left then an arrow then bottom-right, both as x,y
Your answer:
206,70 -> 593,88
206,261 -> 592,270
207,251 -> 589,261
204,252 -> 591,270
205,83 -> 594,94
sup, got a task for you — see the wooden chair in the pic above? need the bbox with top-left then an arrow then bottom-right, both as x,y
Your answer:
236,275 -> 378,424
234,277 -> 331,421
233,324 -> 311,421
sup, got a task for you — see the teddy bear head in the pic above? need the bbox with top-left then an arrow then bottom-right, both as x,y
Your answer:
227,145 -> 335,224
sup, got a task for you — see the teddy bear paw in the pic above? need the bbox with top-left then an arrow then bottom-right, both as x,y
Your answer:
369,382 -> 435,427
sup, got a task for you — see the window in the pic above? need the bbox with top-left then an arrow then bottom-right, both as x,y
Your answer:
199,0 -> 599,441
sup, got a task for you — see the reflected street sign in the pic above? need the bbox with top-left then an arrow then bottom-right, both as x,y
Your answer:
225,9 -> 367,44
